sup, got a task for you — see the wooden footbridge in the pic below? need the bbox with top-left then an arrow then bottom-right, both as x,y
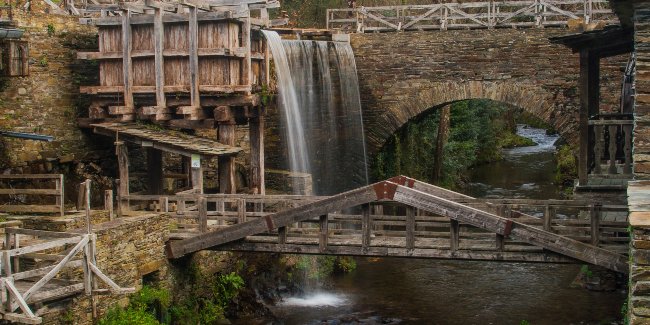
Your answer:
125,176 -> 631,273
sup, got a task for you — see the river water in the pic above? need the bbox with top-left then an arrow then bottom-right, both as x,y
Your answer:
265,126 -> 626,324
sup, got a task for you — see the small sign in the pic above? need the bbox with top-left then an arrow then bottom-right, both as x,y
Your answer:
191,154 -> 201,168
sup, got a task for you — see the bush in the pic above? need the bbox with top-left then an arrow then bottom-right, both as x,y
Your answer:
98,307 -> 160,325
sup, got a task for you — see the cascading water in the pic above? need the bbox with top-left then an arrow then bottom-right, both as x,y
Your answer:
262,30 -> 369,195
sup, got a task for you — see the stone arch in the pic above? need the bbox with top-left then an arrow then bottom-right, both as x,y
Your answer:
364,81 -> 578,157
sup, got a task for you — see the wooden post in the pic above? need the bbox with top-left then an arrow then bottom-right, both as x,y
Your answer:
578,49 -> 600,185
624,124 -> 633,174
242,16 -> 252,92
121,11 -> 134,110
159,197 -> 169,213
607,125 -> 618,174
153,7 -> 166,108
116,141 -> 129,213
543,204 -> 555,232
218,121 -> 237,194
56,174 -> 64,217
12,235 -> 18,274
85,179 -> 92,234
406,206 -> 415,250
278,227 -> 287,244
199,196 -> 208,233
77,181 -> 86,212
104,190 -> 113,221
319,214 -> 328,253
237,199 -> 246,224
147,148 -> 164,195
362,204 -> 371,251
188,6 -> 200,108
495,204 -> 508,251
590,204 -> 601,246
249,113 -> 265,195
433,105 -> 450,184
190,159 -> 203,194
450,219 -> 460,252
593,124 -> 604,174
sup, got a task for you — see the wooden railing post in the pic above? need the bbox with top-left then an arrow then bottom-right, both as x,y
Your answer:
12,234 -> 18,274
495,204 -> 509,251
590,203 -> 601,246
159,197 -> 169,213
104,190 -> 114,221
199,196 -> 208,233
362,204 -> 371,252
624,124 -> 633,174
450,219 -> 460,252
593,124 -> 604,174
608,125 -> 618,174
56,174 -> 64,217
77,181 -> 86,212
85,179 -> 92,234
406,206 -> 415,250
237,199 -> 246,224
319,214 -> 328,253
543,204 -> 555,232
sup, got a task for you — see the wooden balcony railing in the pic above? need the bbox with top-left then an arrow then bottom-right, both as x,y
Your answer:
588,114 -> 634,177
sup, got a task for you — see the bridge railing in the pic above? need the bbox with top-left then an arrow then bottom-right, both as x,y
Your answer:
327,0 -> 617,32
588,114 -> 634,179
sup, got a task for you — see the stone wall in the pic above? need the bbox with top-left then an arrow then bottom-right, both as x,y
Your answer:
0,8 -> 99,170
350,29 -> 628,156
39,213 -> 172,324
633,0 -> 650,180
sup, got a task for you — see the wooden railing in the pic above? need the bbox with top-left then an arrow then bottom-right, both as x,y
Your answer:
0,175 -> 65,217
588,114 -> 634,177
327,0 -> 616,32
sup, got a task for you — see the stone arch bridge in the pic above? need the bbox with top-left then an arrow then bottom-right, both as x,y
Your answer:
349,29 -> 628,156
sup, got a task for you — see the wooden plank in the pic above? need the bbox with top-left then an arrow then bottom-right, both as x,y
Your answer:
0,189 -> 63,196
8,236 -> 86,257
12,260 -> 83,281
218,121 -> 236,194
591,204 -> 601,246
0,174 -> 62,180
241,16 -> 252,91
153,8 -> 166,108
249,115 -> 265,195
5,279 -> 36,318
121,12 -> 134,110
543,205 -> 555,232
27,283 -> 84,304
0,205 -> 60,214
105,190 -> 114,221
5,228 -> 78,239
88,262 -> 135,294
188,6 -> 200,107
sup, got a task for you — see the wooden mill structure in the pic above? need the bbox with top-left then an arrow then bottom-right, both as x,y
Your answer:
77,0 -> 283,202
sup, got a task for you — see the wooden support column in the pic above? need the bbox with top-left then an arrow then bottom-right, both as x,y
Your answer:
578,49 -> 600,185
362,204 -> 371,252
495,205 -> 509,251
146,148 -> 164,195
191,160 -> 203,194
188,6 -> 200,108
590,204 -> 601,246
242,16 -> 252,93
433,105 -> 450,184
218,120 -> 237,194
319,214 -> 328,253
116,141 -> 129,213
153,8 -> 166,109
199,196 -> 207,233
450,219 -> 460,252
249,111 -> 265,195
405,206 -> 415,250
543,204 -> 555,232
121,11 -> 134,111
104,190 -> 113,221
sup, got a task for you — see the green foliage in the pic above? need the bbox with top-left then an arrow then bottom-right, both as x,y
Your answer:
622,301 -> 629,325
295,255 -> 336,281
39,56 -> 48,67
580,265 -> 594,278
98,307 -> 160,325
260,84 -> 275,107
520,321 -> 530,325
335,256 -> 357,273
373,99 -> 526,188
499,132 -> 536,148
554,145 -> 577,187
46,24 -> 55,36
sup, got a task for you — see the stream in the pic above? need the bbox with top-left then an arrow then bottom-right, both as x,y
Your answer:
261,126 -> 626,324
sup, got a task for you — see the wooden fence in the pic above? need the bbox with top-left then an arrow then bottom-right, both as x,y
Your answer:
0,175 -> 64,217
589,114 -> 634,177
327,0 -> 617,32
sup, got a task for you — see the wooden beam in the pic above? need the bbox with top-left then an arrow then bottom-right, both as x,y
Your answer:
121,11 -> 134,111
116,141 -> 130,213
319,214 -> 328,253
153,7 -> 166,108
362,204 -> 371,251
218,120 -> 236,194
406,206 -> 415,250
241,15 -> 252,92
249,113 -> 265,195
188,6 -> 200,107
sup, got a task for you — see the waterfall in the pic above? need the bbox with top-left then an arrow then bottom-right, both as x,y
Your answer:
263,30 -> 369,195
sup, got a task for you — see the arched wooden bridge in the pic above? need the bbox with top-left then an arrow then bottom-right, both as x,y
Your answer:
137,176 -> 630,273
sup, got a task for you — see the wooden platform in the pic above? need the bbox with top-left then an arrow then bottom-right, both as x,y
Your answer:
164,176 -> 629,273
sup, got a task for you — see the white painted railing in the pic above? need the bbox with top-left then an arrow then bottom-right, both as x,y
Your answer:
327,0 -> 617,32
